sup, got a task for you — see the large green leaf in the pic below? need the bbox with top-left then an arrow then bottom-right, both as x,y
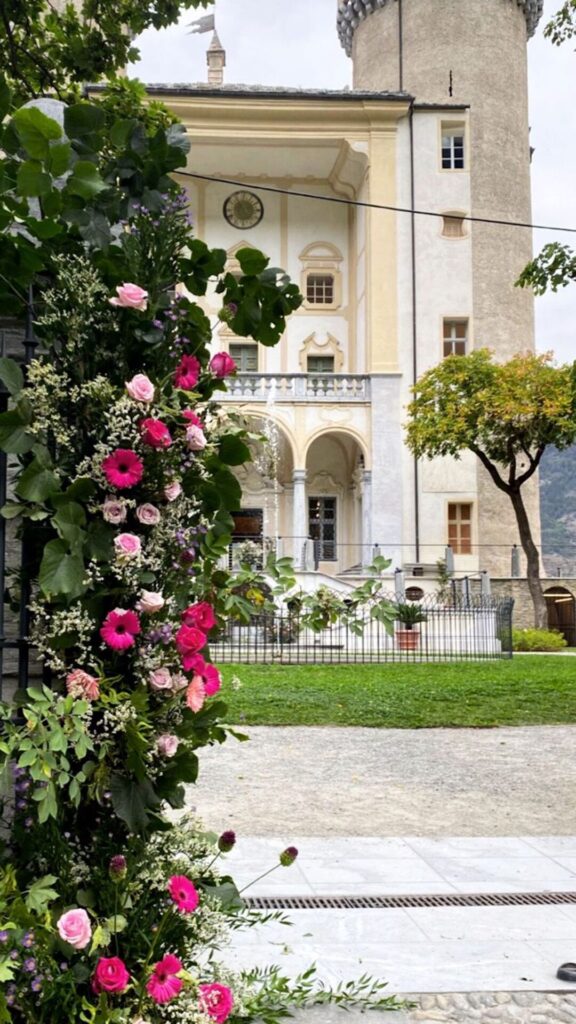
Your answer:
16,161 -> 52,197
0,411 -> 34,454
48,141 -> 72,177
25,874 -> 59,913
66,161 -> 106,200
109,774 -> 159,832
53,502 -> 86,552
39,539 -> 85,598
218,434 -> 251,466
64,103 -> 106,138
13,107 -> 61,161
0,358 -> 23,397
236,247 -> 269,276
15,459 -> 60,502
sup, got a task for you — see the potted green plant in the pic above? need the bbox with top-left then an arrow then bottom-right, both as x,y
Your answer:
393,601 -> 428,650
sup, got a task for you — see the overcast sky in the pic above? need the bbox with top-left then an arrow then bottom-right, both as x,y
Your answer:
132,0 -> 576,364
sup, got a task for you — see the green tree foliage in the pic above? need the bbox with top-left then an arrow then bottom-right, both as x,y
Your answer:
0,0 -> 209,102
405,350 -> 576,627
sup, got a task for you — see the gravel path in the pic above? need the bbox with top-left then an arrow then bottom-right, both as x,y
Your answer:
191,725 -> 576,835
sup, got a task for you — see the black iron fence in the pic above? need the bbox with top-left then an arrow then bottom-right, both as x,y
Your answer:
212,595 -> 514,664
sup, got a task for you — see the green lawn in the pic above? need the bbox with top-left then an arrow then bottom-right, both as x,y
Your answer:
220,657 -> 576,728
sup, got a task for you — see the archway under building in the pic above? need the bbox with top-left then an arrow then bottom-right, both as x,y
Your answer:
544,586 -> 576,647
304,430 -> 369,575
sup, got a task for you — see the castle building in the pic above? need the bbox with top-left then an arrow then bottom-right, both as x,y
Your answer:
152,0 -> 542,581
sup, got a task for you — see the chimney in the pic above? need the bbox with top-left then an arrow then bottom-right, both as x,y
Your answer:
207,30 -> 226,86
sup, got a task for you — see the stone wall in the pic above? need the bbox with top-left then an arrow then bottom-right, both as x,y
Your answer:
491,577 -> 576,631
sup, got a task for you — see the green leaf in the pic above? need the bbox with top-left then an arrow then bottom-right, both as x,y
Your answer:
13,107 -> 62,160
25,874 -> 58,913
0,357 -> 23,397
53,502 -> 86,551
109,774 -> 159,832
86,520 -> 114,562
39,539 -> 85,599
200,880 -> 244,911
236,247 -> 269,276
105,915 -> 128,934
27,218 -> 63,240
64,103 -> 106,139
15,459 -> 60,502
218,434 -> 251,466
90,924 -> 111,953
48,141 -> 72,177
16,160 -> 52,197
66,161 -> 106,200
0,411 -> 34,454
0,504 -> 22,520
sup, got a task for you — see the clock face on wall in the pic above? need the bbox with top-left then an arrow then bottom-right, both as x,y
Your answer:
223,191 -> 264,229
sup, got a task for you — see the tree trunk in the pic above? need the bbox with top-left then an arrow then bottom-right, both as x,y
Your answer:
509,488 -> 547,629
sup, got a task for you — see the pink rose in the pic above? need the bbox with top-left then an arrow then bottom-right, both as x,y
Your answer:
149,668 -> 173,691
164,482 -> 182,502
136,590 -> 165,614
141,418 -> 172,449
185,424 -> 207,451
66,669 -> 100,701
199,983 -> 234,1023
157,734 -> 179,757
210,352 -> 237,379
136,503 -> 160,526
176,624 -> 207,657
114,533 -> 141,558
171,672 -> 188,692
109,283 -> 148,311
57,908 -> 92,950
102,498 -> 127,524
125,373 -> 155,402
92,957 -> 130,994
182,603 -> 217,631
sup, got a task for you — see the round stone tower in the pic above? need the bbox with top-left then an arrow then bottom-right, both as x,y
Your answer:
337,0 -> 542,358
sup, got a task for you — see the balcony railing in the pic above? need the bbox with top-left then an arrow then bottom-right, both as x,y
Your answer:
220,373 -> 370,402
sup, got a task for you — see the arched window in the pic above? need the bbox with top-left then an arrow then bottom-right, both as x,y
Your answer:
300,242 -> 343,311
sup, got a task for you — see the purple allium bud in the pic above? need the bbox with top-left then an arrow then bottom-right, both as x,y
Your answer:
279,846 -> 299,867
218,830 -> 236,853
109,854 -> 127,881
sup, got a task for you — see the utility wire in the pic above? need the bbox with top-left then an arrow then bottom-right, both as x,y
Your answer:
178,171 -> 576,235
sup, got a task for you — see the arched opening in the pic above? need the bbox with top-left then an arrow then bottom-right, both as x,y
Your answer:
544,586 -> 576,646
305,430 -> 368,574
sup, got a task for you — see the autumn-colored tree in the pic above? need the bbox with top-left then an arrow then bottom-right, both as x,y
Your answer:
405,350 -> 576,627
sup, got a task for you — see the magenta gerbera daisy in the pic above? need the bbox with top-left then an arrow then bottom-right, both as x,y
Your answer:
102,449 -> 144,489
100,609 -> 141,651
146,954 -> 183,1004
174,354 -> 201,391
168,874 -> 199,913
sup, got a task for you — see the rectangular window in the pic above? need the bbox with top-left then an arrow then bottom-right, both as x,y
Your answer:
306,274 -> 335,305
443,318 -> 468,357
442,129 -> 465,170
307,355 -> 335,374
229,343 -> 258,372
442,214 -> 465,238
448,503 -> 472,555
308,496 -> 337,561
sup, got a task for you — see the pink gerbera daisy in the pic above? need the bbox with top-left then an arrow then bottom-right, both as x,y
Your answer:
146,954 -> 183,1005
168,875 -> 199,913
186,674 -> 206,713
100,609 -> 141,650
102,449 -> 144,490
174,354 -> 201,390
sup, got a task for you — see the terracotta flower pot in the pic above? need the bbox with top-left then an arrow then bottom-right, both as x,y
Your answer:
396,628 -> 420,651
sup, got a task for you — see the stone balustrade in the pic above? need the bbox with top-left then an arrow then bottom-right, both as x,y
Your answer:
220,373 -> 371,402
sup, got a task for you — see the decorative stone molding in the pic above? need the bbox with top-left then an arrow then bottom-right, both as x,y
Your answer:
298,331 -> 345,372
300,242 -> 344,312
336,0 -> 543,56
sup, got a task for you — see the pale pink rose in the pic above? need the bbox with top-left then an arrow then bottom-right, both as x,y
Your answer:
136,503 -> 160,526
185,424 -> 207,451
57,908 -> 92,950
157,734 -> 179,757
66,669 -> 100,701
114,533 -> 141,558
109,283 -> 148,311
102,499 -> 127,525
186,675 -> 206,713
149,668 -> 173,691
125,373 -> 155,403
136,590 -> 165,615
164,482 -> 182,502
171,672 -> 188,692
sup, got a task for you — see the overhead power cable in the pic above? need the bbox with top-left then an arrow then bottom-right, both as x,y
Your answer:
178,171 -> 576,235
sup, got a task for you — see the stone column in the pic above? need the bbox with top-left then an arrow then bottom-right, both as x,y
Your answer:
292,469 -> 308,570
362,470 -> 372,567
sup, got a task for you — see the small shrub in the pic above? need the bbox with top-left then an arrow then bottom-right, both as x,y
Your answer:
512,627 -> 568,652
